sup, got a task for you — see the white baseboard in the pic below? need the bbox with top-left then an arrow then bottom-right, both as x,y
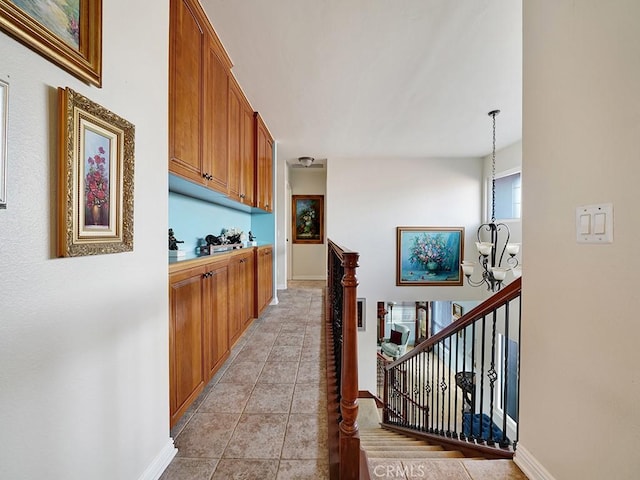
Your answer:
514,444 -> 556,480
138,437 -> 178,480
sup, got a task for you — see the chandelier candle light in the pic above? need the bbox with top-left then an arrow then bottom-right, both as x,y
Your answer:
461,110 -> 520,292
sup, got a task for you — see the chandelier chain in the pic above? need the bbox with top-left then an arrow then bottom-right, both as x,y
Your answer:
490,110 -> 497,223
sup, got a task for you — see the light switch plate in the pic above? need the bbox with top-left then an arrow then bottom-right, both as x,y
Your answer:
576,203 -> 613,244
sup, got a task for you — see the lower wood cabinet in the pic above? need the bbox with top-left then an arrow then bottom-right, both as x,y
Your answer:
256,245 -> 273,316
202,259 -> 229,380
169,264 -> 206,427
169,246 -> 271,427
228,250 -> 255,346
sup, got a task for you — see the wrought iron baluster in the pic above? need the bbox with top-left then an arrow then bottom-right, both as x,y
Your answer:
487,309 -> 498,446
431,347 -> 436,433
501,301 -> 510,448
439,341 -> 447,435
453,330 -> 459,440
460,326 -> 468,441
478,316 -> 486,443
447,335 -> 452,436
515,297 -> 522,450
426,349 -> 432,432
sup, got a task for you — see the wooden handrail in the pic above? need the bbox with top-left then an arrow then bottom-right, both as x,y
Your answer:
327,239 -> 361,479
381,277 -> 523,457
388,277 -> 521,367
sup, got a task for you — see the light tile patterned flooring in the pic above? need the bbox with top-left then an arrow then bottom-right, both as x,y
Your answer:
161,280 -> 528,479
161,281 -> 329,480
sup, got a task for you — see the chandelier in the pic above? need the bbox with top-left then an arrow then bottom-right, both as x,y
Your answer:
461,110 -> 520,292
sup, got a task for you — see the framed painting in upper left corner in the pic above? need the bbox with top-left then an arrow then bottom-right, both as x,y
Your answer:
0,0 -> 102,87
0,78 -> 7,209
57,87 -> 135,257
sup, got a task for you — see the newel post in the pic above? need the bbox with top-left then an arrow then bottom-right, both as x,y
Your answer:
339,251 -> 360,479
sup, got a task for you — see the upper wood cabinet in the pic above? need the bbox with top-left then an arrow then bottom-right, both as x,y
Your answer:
202,35 -> 229,192
169,0 -> 205,184
228,77 -> 256,206
241,101 -> 256,206
255,113 -> 274,212
169,0 -> 232,194
169,0 -> 274,212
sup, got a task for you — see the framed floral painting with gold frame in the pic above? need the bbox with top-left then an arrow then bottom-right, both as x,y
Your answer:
0,78 -> 7,209
0,0 -> 102,86
57,87 -> 134,257
396,226 -> 464,286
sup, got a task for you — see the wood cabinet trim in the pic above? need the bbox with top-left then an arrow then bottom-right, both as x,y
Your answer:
186,0 -> 232,70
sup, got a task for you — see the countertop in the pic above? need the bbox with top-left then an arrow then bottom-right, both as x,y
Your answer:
168,243 -> 272,273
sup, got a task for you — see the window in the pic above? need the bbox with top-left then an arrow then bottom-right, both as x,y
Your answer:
488,171 -> 521,220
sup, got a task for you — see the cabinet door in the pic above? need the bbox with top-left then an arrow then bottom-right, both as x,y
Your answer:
169,266 -> 205,426
202,261 -> 229,380
257,247 -> 273,315
169,0 -> 204,183
241,101 -> 256,206
243,252 -> 256,326
255,113 -> 273,212
202,37 -> 229,193
227,255 -> 244,346
227,79 -> 243,202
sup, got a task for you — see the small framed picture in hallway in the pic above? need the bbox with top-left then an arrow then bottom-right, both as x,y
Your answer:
57,87 -> 135,257
292,194 -> 324,244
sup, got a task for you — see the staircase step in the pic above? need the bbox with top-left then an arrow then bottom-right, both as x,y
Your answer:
364,445 -> 444,452
366,450 -> 465,459
361,440 -> 434,447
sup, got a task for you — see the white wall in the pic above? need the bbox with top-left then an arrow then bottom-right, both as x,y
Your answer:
0,2 -> 172,480
275,146 -> 289,290
327,157 -> 486,392
520,2 -> 640,479
289,167 -> 327,280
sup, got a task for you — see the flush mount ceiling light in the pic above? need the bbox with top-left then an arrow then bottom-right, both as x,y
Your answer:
298,156 -> 314,167
461,110 -> 521,292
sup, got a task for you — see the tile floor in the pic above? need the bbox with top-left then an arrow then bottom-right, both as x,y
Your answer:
160,281 -> 528,479
161,281 -> 329,480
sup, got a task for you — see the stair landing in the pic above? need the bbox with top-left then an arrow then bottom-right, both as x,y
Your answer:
358,399 -> 528,479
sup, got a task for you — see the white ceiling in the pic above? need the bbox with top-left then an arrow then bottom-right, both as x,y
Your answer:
200,0 -> 522,164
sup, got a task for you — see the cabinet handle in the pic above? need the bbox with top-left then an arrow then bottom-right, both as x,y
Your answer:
202,173 -> 213,181
240,193 -> 245,199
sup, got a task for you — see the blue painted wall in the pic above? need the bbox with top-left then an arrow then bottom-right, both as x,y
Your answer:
169,192 -> 252,254
251,212 -> 275,246
169,191 -> 276,254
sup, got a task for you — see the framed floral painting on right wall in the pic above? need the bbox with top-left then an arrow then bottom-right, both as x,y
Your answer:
396,226 -> 464,286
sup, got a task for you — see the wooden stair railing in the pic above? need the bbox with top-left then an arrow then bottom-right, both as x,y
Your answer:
382,277 -> 522,460
326,239 -> 360,480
